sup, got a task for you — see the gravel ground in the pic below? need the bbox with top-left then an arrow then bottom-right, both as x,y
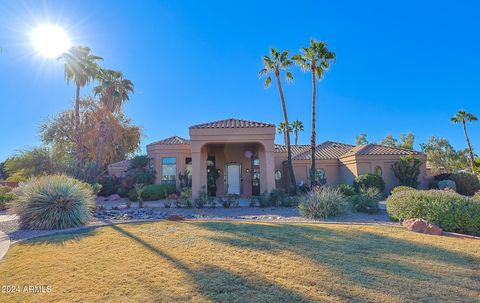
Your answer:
0,200 -> 393,243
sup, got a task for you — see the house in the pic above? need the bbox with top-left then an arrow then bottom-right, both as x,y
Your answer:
109,118 -> 428,198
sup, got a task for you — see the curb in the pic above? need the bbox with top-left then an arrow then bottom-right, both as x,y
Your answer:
0,230 -> 11,261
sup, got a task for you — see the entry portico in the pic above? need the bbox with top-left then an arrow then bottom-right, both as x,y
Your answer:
189,119 -> 276,198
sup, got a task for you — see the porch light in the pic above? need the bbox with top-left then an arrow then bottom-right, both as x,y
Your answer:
217,169 -> 221,174
245,168 -> 250,173
207,168 -> 211,173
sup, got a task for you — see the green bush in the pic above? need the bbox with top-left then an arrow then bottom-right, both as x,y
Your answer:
386,190 -> 480,236
98,175 -> 120,196
282,196 -> 300,207
141,183 -> 176,201
90,183 -> 102,195
194,186 -> 208,208
473,191 -> 480,201
126,155 -> 156,185
390,186 -> 415,195
449,172 -> 480,196
348,187 -> 380,214
438,180 -> 456,191
0,185 -> 15,210
179,187 -> 192,208
249,196 -> 257,207
391,155 -> 422,188
259,191 -> 270,207
299,187 -> 349,219
354,174 -> 385,193
338,184 -> 356,197
269,189 -> 287,207
11,175 -> 95,230
128,189 -> 138,201
220,194 -> 240,208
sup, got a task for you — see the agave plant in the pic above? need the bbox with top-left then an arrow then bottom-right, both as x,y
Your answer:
12,175 -> 96,230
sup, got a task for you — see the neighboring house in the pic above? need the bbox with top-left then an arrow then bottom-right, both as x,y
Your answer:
109,118 -> 428,198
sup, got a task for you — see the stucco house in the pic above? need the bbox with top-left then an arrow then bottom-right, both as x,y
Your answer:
109,118 -> 428,198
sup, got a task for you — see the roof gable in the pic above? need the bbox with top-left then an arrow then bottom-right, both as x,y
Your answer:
189,118 -> 275,129
147,136 -> 190,146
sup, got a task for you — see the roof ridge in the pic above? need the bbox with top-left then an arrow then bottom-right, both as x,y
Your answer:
189,118 -> 275,129
147,135 -> 190,146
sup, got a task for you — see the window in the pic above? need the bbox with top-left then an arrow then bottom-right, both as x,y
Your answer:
374,166 -> 382,176
162,157 -> 176,183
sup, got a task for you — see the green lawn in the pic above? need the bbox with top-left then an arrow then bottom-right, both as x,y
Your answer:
0,221 -> 479,302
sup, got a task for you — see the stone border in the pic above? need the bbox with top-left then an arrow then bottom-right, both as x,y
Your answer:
0,230 -> 10,261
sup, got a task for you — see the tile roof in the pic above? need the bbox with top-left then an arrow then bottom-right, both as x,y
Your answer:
189,118 -> 275,129
274,144 -> 311,156
340,144 -> 422,157
292,141 -> 355,160
147,136 -> 190,146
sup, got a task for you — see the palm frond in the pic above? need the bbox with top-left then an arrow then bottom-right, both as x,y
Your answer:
264,76 -> 272,88
285,71 -> 294,83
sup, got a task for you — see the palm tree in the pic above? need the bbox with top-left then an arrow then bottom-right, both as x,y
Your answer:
94,69 -> 134,172
451,110 -> 478,172
277,121 -> 292,145
259,48 -> 297,191
291,120 -> 304,145
292,39 -> 335,187
58,46 -> 103,170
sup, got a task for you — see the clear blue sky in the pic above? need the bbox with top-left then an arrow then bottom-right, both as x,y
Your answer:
1,0 -> 479,161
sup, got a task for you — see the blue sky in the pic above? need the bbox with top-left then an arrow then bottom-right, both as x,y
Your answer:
1,0 -> 479,161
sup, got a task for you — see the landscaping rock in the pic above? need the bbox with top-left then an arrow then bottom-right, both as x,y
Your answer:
167,214 -> 185,221
402,218 -> 443,235
106,194 -> 121,202
167,193 -> 179,200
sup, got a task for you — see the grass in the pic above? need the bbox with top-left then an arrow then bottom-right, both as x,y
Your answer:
0,221 -> 479,302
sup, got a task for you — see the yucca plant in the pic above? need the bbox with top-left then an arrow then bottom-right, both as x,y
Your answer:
12,175 -> 96,230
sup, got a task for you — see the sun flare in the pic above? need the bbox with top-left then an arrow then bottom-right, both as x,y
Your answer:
31,25 -> 71,58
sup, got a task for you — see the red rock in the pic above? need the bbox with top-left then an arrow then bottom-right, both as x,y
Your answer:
402,218 -> 442,235
106,194 -> 121,201
167,214 -> 185,221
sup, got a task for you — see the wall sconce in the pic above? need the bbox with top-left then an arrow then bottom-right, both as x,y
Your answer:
245,168 -> 250,173
207,168 -> 211,173
217,169 -> 221,174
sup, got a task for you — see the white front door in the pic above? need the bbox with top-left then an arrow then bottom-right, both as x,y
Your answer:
226,164 -> 241,195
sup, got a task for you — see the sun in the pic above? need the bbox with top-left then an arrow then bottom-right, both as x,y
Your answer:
31,25 -> 71,58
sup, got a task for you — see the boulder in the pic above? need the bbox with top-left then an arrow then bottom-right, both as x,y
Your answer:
167,214 -> 185,221
402,218 -> 443,235
106,194 -> 121,201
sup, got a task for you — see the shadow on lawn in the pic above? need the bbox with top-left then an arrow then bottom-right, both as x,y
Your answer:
190,221 -> 480,301
109,224 -> 311,303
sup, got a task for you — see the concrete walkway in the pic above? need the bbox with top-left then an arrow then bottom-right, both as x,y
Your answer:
0,230 -> 10,261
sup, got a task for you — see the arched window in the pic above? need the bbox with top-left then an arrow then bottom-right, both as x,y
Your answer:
374,166 -> 382,176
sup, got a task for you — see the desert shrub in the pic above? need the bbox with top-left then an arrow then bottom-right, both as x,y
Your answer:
195,186 -> 208,208
338,184 -> 356,197
126,155 -> 156,185
141,183 -> 176,201
128,189 -> 138,202
449,172 -> 480,196
282,196 -> 300,207
348,187 -> 380,214
134,184 -> 145,208
428,180 -> 438,189
0,186 -> 15,210
297,184 -> 310,195
434,173 -> 452,181
206,196 -> 216,208
249,196 -> 257,207
259,191 -> 270,207
299,187 -> 349,219
354,174 -> 385,193
474,191 -> 480,201
391,155 -> 422,188
220,194 -> 240,208
12,175 -> 95,230
391,186 -> 415,195
438,180 -> 456,192
269,189 -> 287,207
116,186 -> 129,197
179,187 -> 192,208
178,170 -> 192,190
386,189 -> 480,235
98,175 -> 120,196
90,183 -> 102,195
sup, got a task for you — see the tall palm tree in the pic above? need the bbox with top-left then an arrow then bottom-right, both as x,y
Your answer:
259,48 -> 296,191
277,121 -> 292,145
291,119 -> 304,145
58,46 -> 103,170
451,110 -> 477,172
292,39 -> 335,187
94,69 -> 134,172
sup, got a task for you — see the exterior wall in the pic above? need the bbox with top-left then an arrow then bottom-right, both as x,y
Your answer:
288,160 -> 341,187
146,143 -> 192,190
107,160 -> 130,178
189,126 -> 276,198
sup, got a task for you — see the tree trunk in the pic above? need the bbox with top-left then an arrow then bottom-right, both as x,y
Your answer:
275,70 -> 296,192
75,85 -> 83,171
462,119 -> 475,172
95,106 -> 107,173
310,64 -> 317,187
295,129 -> 298,145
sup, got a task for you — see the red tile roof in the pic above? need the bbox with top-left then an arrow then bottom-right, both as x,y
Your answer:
291,141 -> 355,160
189,118 -> 275,129
340,144 -> 422,157
147,136 -> 190,146
274,144 -> 311,156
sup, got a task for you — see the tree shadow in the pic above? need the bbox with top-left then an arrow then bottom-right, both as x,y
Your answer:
109,224 -> 311,302
191,221 -> 480,301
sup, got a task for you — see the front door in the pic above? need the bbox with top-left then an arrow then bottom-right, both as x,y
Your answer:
225,163 -> 241,195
